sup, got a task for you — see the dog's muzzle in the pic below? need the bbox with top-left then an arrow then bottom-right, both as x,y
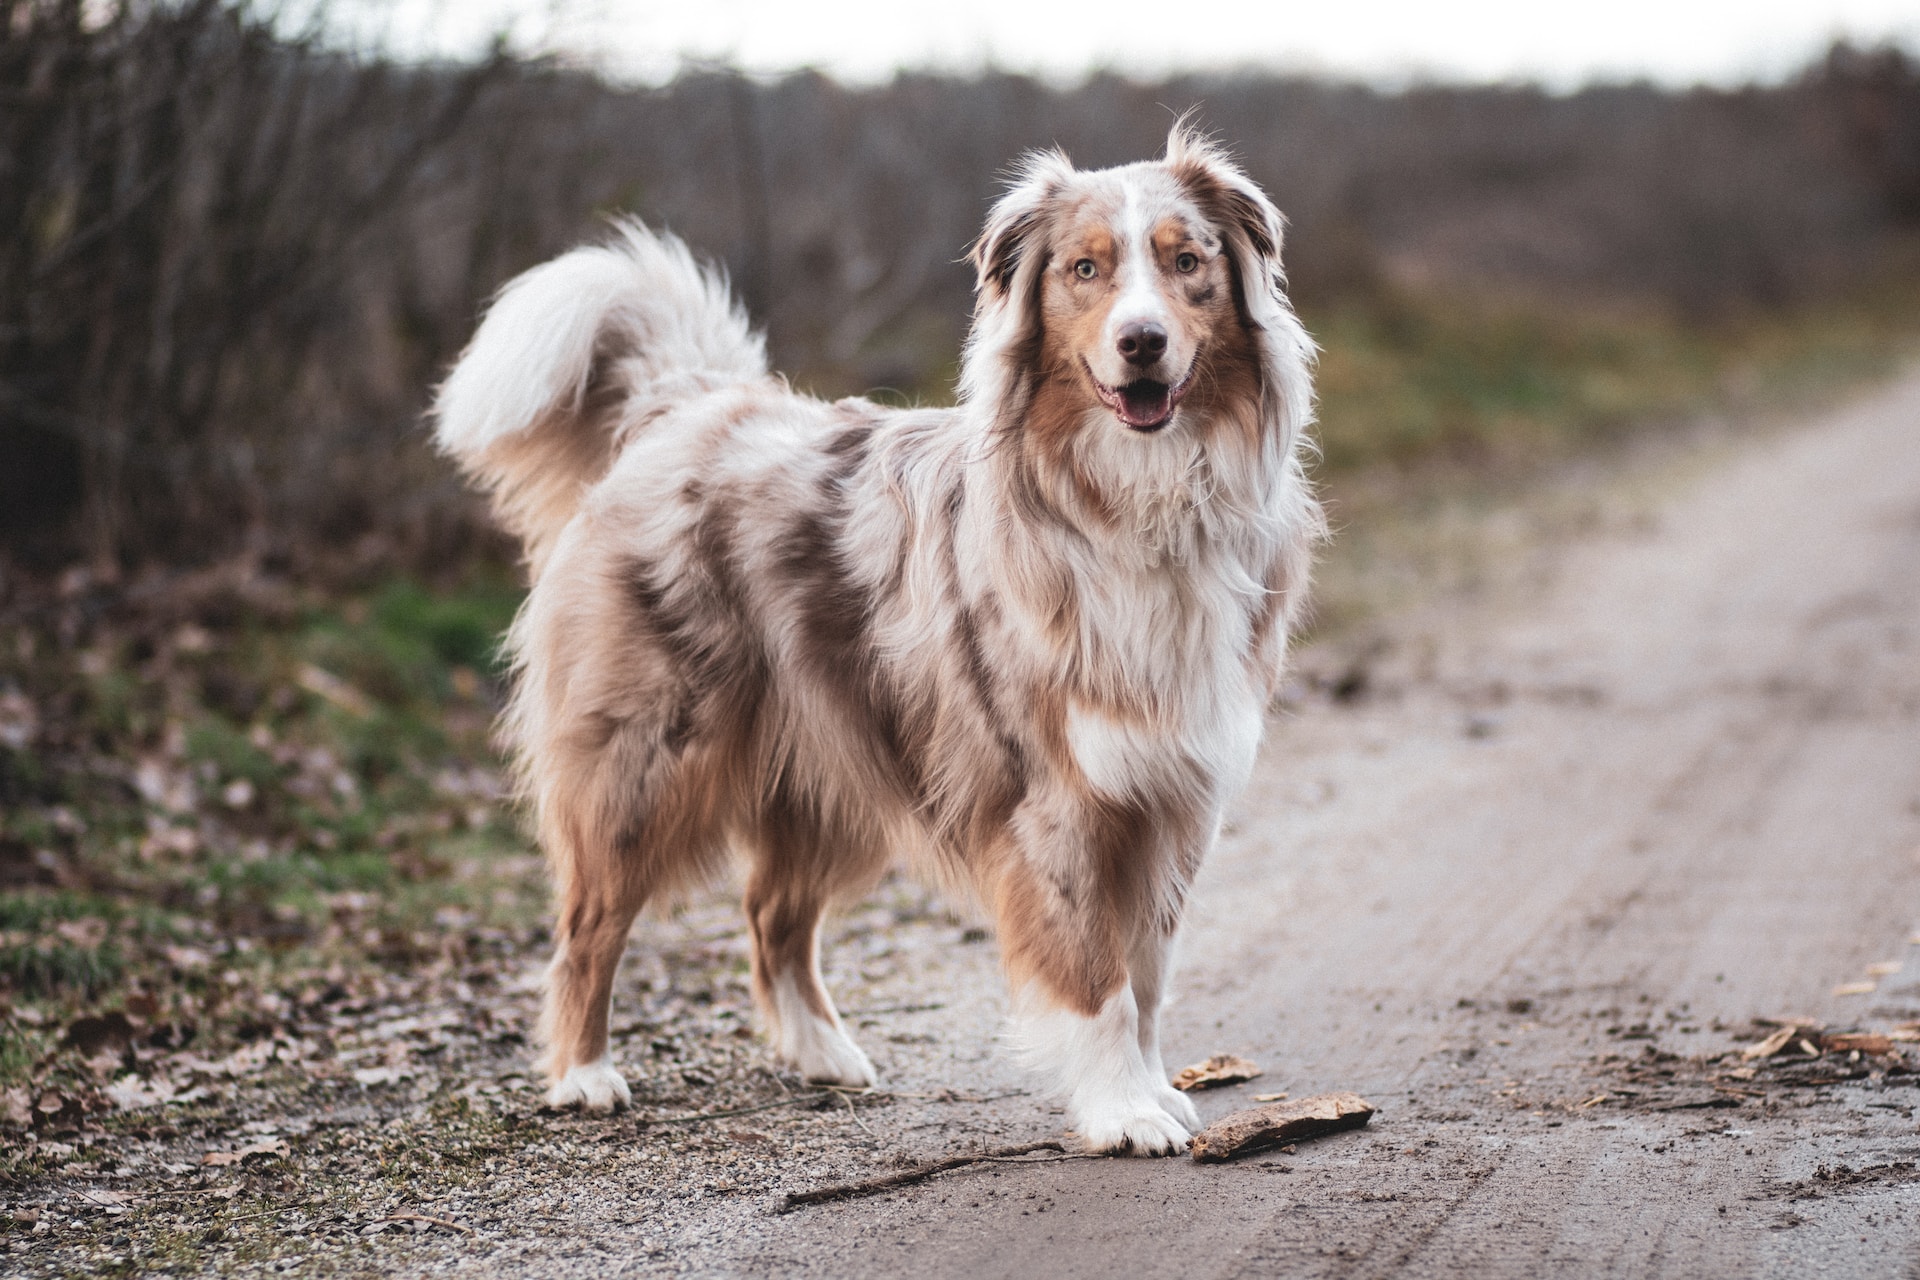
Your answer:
1088,364 -> 1195,432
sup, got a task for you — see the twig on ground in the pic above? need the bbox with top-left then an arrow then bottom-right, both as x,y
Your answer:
382,1212 -> 475,1236
837,1088 -> 874,1137
778,1140 -> 1070,1211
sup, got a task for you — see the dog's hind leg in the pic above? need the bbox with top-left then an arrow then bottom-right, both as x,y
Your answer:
540,861 -> 650,1111
742,803 -> 882,1088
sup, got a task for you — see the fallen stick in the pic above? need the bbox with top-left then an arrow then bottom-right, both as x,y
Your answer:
381,1212 -> 475,1236
1190,1092 -> 1376,1162
779,1140 -> 1067,1211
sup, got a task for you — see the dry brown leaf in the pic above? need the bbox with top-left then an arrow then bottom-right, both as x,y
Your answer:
1820,1033 -> 1895,1056
201,1138 -> 288,1166
104,1075 -> 179,1111
72,1189 -> 135,1214
1171,1054 -> 1263,1092
161,945 -> 212,970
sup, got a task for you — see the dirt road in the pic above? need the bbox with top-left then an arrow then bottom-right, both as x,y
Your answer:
20,370 -> 1917,1280
617,369 -> 1920,1277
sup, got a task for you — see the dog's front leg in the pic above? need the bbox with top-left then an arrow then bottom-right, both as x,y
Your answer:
995,808 -> 1194,1155
1128,923 -> 1200,1132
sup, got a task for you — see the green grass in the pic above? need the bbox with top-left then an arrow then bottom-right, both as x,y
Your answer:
1293,283 -> 1920,637
0,566 -> 542,1072
1308,287 -> 1916,480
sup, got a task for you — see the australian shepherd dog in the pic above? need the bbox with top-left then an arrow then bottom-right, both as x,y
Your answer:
432,127 -> 1320,1154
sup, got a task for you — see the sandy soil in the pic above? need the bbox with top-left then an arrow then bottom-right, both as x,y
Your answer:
10,369 -> 1920,1278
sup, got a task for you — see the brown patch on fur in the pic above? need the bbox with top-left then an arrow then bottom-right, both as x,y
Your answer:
742,792 -> 889,1026
473,409 -> 615,577
777,508 -> 928,806
1184,300 -> 1267,450
990,788 -> 1156,1016
1169,160 -> 1283,333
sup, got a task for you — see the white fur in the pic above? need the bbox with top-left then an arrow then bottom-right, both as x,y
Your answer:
768,963 -> 877,1088
547,1056 -> 631,1112
1129,928 -> 1201,1130
1095,183 -> 1183,387
434,222 -> 766,459
1011,984 -> 1193,1155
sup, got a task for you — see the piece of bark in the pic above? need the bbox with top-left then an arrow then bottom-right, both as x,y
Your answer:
1819,1033 -> 1895,1056
1740,1026 -> 1801,1060
1190,1092 -> 1376,1163
1171,1054 -> 1264,1092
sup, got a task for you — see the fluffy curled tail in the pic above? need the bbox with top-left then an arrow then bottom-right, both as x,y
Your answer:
432,220 -> 766,572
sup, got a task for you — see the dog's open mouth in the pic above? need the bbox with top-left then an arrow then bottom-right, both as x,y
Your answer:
1087,366 -> 1195,432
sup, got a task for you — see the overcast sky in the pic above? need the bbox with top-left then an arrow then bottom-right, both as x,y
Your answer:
335,0 -> 1920,88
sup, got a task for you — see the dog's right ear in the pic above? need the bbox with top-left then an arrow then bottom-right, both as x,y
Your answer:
970,149 -> 1073,303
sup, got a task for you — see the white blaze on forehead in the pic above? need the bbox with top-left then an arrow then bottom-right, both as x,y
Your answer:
1103,183 -> 1171,347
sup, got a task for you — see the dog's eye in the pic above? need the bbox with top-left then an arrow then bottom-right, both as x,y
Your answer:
1175,251 -> 1200,274
1073,259 -> 1098,280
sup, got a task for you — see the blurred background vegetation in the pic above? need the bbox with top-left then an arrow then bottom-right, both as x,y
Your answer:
2,0 -> 1918,1101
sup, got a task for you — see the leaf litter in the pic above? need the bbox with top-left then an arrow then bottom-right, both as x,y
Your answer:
0,569 -> 1059,1276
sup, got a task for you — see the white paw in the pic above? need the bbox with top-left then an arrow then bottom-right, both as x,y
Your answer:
547,1058 -> 631,1112
1157,1083 -> 1202,1131
784,1020 -> 879,1088
1072,1092 -> 1193,1156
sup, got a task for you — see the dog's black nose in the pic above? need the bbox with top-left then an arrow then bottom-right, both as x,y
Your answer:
1116,320 -> 1167,367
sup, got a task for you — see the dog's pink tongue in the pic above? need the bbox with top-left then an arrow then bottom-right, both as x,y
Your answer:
1119,380 -> 1172,427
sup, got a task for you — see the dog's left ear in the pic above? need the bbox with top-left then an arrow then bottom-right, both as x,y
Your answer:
1166,125 -> 1317,454
1166,125 -> 1287,319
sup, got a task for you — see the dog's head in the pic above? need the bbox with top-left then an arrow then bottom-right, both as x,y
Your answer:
964,125 -> 1310,457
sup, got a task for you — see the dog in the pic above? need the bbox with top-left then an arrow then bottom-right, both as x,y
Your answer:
431,126 -> 1320,1154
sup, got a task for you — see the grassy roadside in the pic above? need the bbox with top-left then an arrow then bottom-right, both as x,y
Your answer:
1,285 -> 1916,1274
1303,284 -> 1920,636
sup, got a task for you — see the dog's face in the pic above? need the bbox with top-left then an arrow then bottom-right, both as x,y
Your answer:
1039,179 -> 1236,432
969,129 -> 1292,446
